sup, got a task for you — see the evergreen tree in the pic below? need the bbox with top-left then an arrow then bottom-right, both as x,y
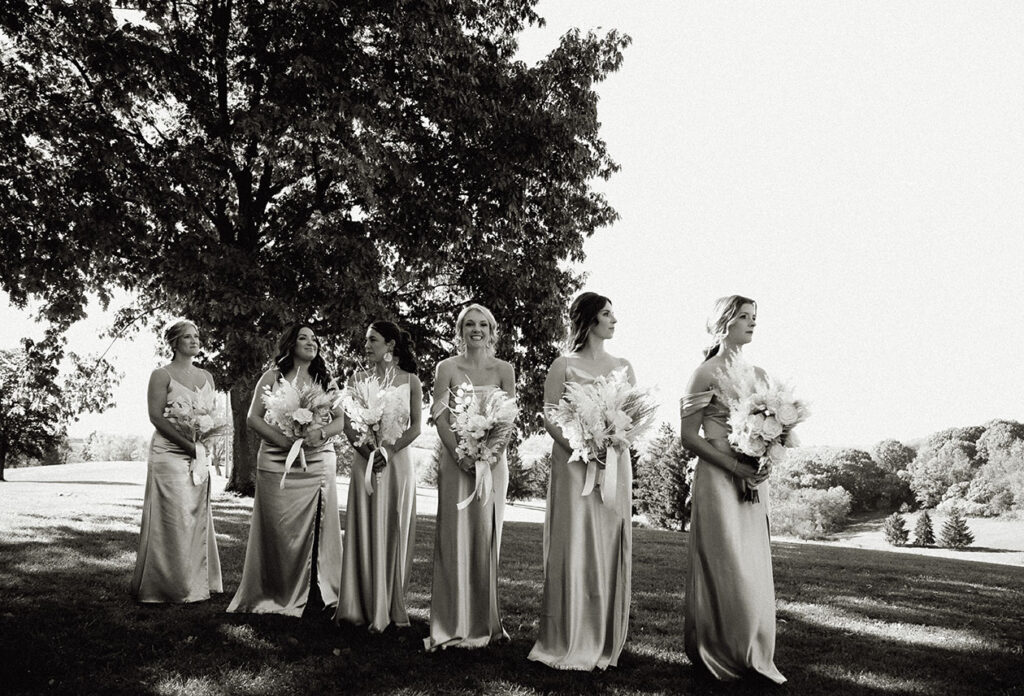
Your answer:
882,511 -> 909,546
913,510 -> 935,546
939,506 -> 975,549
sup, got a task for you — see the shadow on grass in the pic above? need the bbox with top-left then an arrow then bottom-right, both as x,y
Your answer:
1,492 -> 1022,695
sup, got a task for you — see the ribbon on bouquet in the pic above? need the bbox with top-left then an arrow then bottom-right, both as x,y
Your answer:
189,441 -> 211,486
456,461 -> 493,510
364,447 -> 389,495
280,439 -> 308,489
580,446 -> 627,508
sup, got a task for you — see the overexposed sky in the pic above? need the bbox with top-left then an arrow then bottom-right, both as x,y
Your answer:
3,1 -> 1023,447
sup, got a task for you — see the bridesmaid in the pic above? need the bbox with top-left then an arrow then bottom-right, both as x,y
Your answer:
425,304 -> 515,650
528,292 -> 634,670
132,319 -> 222,602
679,295 -> 785,684
227,324 -> 344,616
335,321 -> 422,632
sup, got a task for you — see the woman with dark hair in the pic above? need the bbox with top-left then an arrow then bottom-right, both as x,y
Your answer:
528,292 -> 636,670
424,304 -> 515,650
131,319 -> 223,602
227,324 -> 344,616
679,296 -> 785,684
335,320 -> 423,632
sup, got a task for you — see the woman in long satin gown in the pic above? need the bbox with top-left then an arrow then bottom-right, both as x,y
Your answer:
132,319 -> 222,603
679,295 -> 786,684
227,324 -> 344,616
529,292 -> 635,671
424,304 -> 515,650
335,321 -> 422,632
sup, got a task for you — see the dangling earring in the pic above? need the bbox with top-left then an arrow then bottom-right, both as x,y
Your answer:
383,351 -> 393,363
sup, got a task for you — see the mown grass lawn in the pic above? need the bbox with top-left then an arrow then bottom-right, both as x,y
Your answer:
1,463 -> 1023,695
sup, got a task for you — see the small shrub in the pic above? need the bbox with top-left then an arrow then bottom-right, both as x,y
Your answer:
507,451 -> 550,501
882,512 -> 909,546
939,506 -> 975,549
913,510 -> 935,546
771,485 -> 851,539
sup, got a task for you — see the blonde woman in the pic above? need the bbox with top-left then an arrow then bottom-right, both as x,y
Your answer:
679,295 -> 785,684
425,304 -> 515,650
131,319 -> 222,603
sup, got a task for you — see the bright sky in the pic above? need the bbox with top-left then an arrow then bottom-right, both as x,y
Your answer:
3,1 -> 1023,448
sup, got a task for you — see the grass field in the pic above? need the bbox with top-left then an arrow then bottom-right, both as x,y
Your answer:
1,462 -> 1023,695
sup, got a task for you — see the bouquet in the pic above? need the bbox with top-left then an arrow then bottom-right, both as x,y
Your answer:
262,377 -> 338,488
339,371 -> 408,495
546,366 -> 658,506
164,381 -> 231,485
714,357 -> 810,503
444,382 -> 519,510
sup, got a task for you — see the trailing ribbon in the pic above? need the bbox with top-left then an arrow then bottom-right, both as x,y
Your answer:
581,457 -> 599,499
190,441 -> 210,486
457,460 -> 493,510
280,439 -> 307,489
601,446 -> 620,507
579,446 -> 626,508
365,447 -> 389,495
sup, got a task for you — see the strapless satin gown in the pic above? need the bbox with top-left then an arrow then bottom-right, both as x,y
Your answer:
681,390 -> 786,683
528,362 -> 632,670
424,385 -> 509,650
335,383 -> 417,631
131,378 -> 222,603
227,439 -> 343,615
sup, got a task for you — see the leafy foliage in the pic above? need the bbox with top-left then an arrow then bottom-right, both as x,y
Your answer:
882,512 -> 909,546
776,446 -> 906,512
913,510 -> 935,546
939,506 -> 975,549
0,0 -> 630,493
908,426 -> 986,508
0,334 -> 118,480
770,485 -> 851,540
633,422 -> 696,530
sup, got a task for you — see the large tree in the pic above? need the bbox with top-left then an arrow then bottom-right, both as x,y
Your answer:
0,332 -> 118,481
1,1 -> 629,492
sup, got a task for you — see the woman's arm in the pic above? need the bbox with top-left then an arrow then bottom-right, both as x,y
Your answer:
147,369 -> 197,457
246,370 -> 293,449
391,372 -> 423,454
542,356 -> 573,453
432,361 -> 461,461
679,365 -> 763,484
390,374 -> 423,454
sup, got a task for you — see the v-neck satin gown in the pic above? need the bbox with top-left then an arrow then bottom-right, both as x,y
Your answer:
424,384 -> 510,650
528,362 -> 633,671
131,377 -> 222,603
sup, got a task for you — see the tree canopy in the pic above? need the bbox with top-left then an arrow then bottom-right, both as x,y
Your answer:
1,1 -> 630,492
0,333 -> 118,480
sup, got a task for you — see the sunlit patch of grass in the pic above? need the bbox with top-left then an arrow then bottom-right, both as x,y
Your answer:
780,600 -> 1001,651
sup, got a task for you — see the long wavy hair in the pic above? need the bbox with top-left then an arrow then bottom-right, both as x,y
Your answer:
370,320 -> 419,374
567,292 -> 611,353
454,303 -> 499,355
703,295 -> 757,361
272,324 -> 332,388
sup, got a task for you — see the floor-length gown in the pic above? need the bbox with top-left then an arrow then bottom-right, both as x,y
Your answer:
681,390 -> 786,683
335,383 -> 417,631
226,437 -> 343,616
424,385 -> 509,650
131,377 -> 223,603
528,361 -> 632,670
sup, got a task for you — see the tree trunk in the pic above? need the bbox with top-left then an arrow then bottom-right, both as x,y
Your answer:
0,442 -> 7,482
226,379 -> 258,496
